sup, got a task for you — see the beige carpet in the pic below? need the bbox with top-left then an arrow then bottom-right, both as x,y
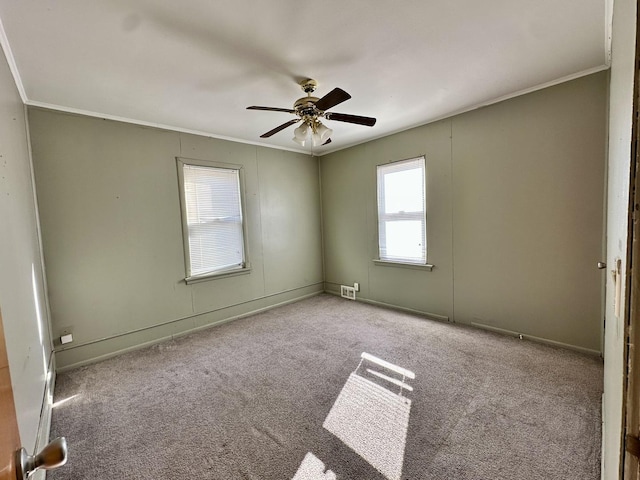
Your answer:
49,294 -> 603,479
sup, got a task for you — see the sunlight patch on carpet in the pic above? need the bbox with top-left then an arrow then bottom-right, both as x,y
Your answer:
292,452 -> 336,480
323,353 -> 414,480
52,394 -> 80,408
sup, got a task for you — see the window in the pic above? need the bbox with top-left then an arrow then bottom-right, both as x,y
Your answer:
177,158 -> 248,282
376,156 -> 426,265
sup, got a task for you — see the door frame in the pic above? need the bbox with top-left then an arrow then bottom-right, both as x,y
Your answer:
622,4 -> 640,477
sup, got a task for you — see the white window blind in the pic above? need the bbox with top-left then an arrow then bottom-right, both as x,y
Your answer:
377,157 -> 426,264
182,163 -> 245,277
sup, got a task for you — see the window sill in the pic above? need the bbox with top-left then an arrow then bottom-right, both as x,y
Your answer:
372,260 -> 434,271
185,266 -> 252,284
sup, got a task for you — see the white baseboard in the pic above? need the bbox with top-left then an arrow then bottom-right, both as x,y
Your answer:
470,321 -> 602,356
324,287 -> 450,323
324,284 -> 601,355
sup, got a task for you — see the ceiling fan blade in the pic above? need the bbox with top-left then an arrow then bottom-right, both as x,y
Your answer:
260,119 -> 300,138
314,88 -> 351,111
325,112 -> 377,127
247,106 -> 296,114
322,138 -> 332,146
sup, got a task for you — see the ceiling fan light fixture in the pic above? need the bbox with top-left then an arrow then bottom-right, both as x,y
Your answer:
294,122 -> 309,140
292,135 -> 306,146
312,122 -> 332,146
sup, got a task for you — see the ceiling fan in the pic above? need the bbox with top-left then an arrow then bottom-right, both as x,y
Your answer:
247,79 -> 376,147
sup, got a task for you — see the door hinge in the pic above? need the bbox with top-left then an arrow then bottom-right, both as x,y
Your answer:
627,435 -> 640,458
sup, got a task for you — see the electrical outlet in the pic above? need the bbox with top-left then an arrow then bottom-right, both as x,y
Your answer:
58,326 -> 73,346
354,282 -> 360,292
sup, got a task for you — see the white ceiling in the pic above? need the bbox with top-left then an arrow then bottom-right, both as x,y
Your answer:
0,0 -> 609,155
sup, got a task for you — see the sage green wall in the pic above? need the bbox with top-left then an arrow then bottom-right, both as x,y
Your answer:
28,109 -> 323,369
28,71 -> 607,368
321,72 -> 607,352
322,120 -> 454,319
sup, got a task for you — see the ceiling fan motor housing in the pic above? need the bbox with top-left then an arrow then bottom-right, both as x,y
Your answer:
294,96 -> 320,118
295,79 -> 322,119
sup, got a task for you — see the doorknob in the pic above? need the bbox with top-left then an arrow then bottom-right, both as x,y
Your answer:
15,437 -> 68,480
597,261 -> 607,269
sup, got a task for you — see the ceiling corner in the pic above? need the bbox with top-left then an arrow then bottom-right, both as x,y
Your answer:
0,13 -> 27,103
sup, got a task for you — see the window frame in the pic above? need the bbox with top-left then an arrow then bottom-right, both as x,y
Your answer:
176,157 -> 251,284
375,155 -> 433,270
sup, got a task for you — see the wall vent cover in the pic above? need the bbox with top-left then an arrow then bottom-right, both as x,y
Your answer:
341,285 -> 356,300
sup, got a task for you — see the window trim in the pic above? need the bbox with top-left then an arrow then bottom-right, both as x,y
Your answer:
176,157 -> 251,284
372,259 -> 434,271
375,155 -> 431,268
